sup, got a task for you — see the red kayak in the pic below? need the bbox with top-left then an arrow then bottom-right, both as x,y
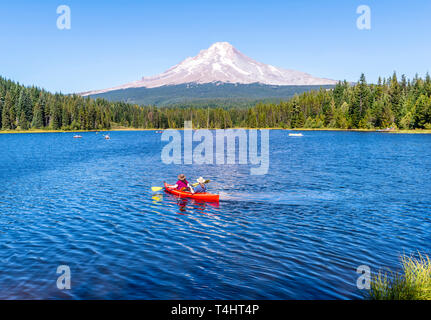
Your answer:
164,183 -> 219,202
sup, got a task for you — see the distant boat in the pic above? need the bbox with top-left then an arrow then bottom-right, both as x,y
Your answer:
73,135 -> 82,138
289,133 -> 303,137
376,127 -> 395,132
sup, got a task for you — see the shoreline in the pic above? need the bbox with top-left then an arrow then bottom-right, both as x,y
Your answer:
0,128 -> 160,134
1,128 -> 431,134
290,128 -> 431,134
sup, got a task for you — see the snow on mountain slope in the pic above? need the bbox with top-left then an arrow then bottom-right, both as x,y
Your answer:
81,42 -> 337,96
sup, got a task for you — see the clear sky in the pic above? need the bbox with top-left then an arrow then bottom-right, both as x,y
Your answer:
0,0 -> 430,93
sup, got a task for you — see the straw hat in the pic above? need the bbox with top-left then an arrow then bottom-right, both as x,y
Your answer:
196,177 -> 205,184
178,174 -> 186,181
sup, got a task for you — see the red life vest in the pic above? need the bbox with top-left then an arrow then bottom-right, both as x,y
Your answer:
176,179 -> 189,190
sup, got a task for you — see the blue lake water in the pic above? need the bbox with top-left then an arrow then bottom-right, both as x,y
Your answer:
0,130 -> 430,299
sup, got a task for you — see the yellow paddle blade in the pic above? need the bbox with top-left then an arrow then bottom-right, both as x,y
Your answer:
151,187 -> 163,192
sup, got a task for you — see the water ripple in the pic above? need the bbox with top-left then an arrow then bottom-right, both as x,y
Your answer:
0,131 -> 430,299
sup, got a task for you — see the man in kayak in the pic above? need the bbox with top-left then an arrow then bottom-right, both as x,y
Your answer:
167,174 -> 194,193
193,177 -> 207,193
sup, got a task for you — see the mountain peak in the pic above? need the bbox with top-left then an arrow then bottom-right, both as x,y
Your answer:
192,42 -> 239,63
206,41 -> 236,53
208,41 -> 234,49
81,42 -> 337,96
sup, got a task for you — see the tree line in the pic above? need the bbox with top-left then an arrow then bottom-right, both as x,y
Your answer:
1,73 -> 431,131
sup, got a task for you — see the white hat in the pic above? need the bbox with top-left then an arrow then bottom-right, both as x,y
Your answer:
196,177 -> 205,184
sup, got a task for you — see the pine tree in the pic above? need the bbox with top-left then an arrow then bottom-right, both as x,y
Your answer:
17,89 -> 33,123
51,104 -> 62,130
350,73 -> 369,127
247,109 -> 257,128
32,101 -> 44,128
62,106 -> 70,128
2,92 -> 13,130
19,110 -> 29,130
389,72 -> 402,124
413,94 -> 431,128
0,95 -> 3,126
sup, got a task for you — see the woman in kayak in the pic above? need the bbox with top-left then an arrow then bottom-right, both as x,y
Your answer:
193,177 -> 207,193
168,174 -> 194,193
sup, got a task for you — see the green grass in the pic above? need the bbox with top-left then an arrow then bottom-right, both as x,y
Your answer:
369,253 -> 431,300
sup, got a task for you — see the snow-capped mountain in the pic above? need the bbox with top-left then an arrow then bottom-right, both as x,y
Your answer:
81,42 -> 337,96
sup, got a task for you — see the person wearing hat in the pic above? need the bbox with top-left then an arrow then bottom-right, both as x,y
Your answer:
167,174 -> 194,193
193,177 -> 207,193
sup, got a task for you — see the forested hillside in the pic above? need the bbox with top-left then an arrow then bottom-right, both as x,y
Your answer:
86,82 -> 334,107
249,73 -> 431,130
1,73 -> 431,131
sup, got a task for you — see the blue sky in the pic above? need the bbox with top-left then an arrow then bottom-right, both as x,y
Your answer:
0,0 -> 430,93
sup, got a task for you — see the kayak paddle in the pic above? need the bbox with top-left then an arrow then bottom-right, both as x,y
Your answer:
192,179 -> 210,187
151,180 -> 210,192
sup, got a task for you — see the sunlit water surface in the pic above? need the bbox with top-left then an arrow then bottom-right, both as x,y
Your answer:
0,130 -> 430,299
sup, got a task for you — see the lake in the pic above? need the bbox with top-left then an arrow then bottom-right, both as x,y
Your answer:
0,130 -> 430,299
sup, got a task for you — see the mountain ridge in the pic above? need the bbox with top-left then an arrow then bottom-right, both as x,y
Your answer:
86,82 -> 335,107
81,42 -> 337,96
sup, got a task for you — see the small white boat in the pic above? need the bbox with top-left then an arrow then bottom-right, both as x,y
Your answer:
73,135 -> 82,139
289,133 -> 303,137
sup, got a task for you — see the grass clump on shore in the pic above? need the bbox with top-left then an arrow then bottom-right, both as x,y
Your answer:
369,253 -> 431,300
